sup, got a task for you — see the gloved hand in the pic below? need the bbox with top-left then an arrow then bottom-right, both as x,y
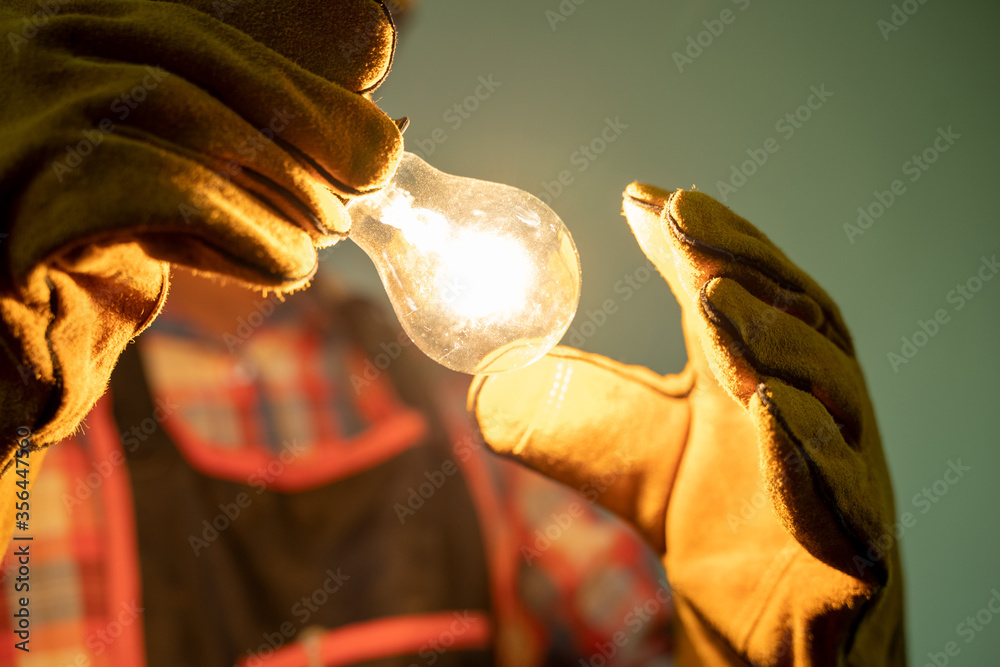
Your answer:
0,0 -> 401,533
469,184 -> 905,665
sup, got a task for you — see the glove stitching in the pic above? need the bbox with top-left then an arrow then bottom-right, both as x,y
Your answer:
732,540 -> 801,654
110,124 -> 340,238
697,281 -> 861,447
44,8 -> 395,199
361,0 -> 398,95
756,383 -> 888,587
675,595 -> 755,665
511,360 -> 572,458
660,190 -> 855,358
272,135 -> 381,197
548,348 -> 694,399
622,192 -> 674,216
51,226 -> 320,289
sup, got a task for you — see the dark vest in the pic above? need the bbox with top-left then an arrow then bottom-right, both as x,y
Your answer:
109,298 -> 495,666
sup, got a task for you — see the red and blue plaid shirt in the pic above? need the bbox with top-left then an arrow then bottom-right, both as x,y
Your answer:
1,287 -> 673,666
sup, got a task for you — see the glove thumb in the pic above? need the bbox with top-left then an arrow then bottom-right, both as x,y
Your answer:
468,346 -> 692,552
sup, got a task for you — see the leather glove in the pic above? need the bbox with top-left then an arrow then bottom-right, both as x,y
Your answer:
468,184 -> 905,665
0,0 -> 401,537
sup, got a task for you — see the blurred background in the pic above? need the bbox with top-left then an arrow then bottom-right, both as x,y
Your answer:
328,0 -> 1000,661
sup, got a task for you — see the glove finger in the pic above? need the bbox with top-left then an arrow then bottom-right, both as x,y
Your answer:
12,135 -> 317,290
82,58 -> 357,241
699,277 -> 865,445
469,346 -> 693,553
621,185 -> 722,387
626,184 -> 853,356
749,379 -> 890,584
39,3 -> 403,199
173,0 -> 397,93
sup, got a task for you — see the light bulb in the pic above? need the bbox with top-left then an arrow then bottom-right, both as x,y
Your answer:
346,151 -> 581,375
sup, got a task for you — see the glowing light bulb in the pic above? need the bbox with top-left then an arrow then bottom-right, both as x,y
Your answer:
347,152 -> 581,374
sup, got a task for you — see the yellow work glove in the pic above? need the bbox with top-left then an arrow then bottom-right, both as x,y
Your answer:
469,184 -> 904,665
0,0 -> 401,539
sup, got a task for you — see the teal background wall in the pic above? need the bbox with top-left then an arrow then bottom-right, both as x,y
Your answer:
328,0 -> 1000,661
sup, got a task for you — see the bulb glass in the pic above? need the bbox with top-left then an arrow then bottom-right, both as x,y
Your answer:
347,152 -> 581,374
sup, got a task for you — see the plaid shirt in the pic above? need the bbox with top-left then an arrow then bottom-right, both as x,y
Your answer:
1,288 -> 673,666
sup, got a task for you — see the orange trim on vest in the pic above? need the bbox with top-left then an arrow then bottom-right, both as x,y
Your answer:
444,414 -> 544,663
160,407 -> 429,491
238,611 -> 492,666
89,394 -> 147,667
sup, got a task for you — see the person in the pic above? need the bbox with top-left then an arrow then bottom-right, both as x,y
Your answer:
1,1 -> 674,665
0,0 -> 903,665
